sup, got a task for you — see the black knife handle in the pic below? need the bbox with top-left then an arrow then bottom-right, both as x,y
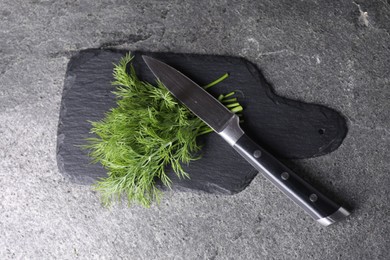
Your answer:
233,134 -> 350,226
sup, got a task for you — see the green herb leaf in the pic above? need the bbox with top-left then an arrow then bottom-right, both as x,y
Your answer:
84,53 -> 243,207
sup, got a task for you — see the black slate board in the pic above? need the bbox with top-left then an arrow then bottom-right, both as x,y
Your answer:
57,49 -> 347,194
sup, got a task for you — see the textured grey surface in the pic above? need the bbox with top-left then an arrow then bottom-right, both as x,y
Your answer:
0,0 -> 389,259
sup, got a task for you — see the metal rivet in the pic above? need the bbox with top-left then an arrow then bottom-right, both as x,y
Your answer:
253,150 -> 261,158
309,194 -> 318,202
281,172 -> 289,180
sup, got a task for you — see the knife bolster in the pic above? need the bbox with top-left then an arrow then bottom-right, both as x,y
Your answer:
218,115 -> 244,146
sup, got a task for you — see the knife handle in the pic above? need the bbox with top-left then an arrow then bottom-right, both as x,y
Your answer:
233,134 -> 350,226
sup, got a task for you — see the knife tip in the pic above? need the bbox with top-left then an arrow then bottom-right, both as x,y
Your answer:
142,55 -> 163,69
142,55 -> 152,63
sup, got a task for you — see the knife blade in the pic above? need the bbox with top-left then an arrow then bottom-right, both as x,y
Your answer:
143,55 -> 350,226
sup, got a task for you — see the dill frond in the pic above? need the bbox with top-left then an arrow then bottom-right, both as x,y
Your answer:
85,53 -> 243,207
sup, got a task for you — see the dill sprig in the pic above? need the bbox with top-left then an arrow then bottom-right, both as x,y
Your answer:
85,53 -> 243,207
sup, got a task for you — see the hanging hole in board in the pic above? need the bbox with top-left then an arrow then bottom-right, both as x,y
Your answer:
318,128 -> 325,135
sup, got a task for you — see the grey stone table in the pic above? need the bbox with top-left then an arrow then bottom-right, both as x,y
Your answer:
1,1 -> 389,259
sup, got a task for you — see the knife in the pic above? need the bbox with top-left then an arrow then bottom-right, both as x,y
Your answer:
142,55 -> 350,226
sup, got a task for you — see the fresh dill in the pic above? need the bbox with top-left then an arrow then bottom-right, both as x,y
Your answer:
85,53 -> 243,207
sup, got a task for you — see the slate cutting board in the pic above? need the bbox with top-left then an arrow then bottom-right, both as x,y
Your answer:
57,49 -> 347,194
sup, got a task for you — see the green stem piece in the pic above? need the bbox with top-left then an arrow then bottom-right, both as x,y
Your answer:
203,73 -> 229,89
